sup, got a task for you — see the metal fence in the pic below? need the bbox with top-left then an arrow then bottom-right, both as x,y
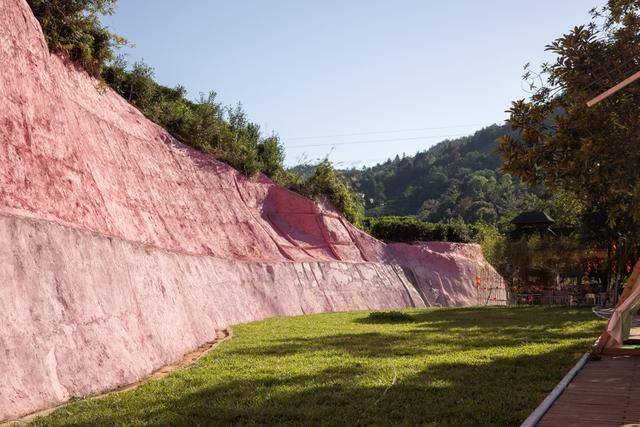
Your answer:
511,292 -> 608,306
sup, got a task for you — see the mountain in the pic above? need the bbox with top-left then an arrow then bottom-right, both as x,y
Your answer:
342,124 -> 551,223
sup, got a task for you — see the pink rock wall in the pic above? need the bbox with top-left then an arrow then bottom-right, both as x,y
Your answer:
0,0 -> 506,420
0,213 -> 423,420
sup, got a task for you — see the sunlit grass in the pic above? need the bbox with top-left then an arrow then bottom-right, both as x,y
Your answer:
34,306 -> 603,426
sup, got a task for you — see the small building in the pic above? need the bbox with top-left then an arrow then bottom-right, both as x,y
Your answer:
510,211 -> 555,239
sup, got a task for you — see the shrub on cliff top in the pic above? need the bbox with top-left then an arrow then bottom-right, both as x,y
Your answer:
27,1 -> 362,226
102,60 -> 287,179
27,0 -> 125,76
366,216 -> 474,243
294,161 -> 365,226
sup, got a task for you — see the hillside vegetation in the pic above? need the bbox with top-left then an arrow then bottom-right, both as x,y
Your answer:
27,0 -> 125,76
24,0 -> 559,233
344,125 -> 556,224
27,0 -> 365,226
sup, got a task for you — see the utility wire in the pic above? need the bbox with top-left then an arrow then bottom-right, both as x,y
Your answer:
285,123 -> 493,141
334,157 -> 391,166
286,133 -> 469,149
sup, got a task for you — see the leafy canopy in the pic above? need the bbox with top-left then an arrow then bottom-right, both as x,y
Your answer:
103,59 -> 286,178
344,125 -> 563,225
499,0 -> 640,291
500,0 -> 640,240
295,160 -> 365,226
27,0 -> 126,76
366,216 -> 474,243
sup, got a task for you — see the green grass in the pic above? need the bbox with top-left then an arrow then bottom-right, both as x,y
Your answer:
34,307 -> 603,426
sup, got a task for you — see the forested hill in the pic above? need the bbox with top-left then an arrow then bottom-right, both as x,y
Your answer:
341,124 -> 552,223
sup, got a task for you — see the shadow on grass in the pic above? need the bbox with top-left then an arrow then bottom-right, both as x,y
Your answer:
52,344 -> 590,427
227,307 -> 599,359
37,307 -> 602,426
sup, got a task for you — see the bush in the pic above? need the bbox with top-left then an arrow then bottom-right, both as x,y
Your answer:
365,311 -> 414,323
367,216 -> 474,243
473,222 -> 507,273
296,161 -> 365,226
27,0 -> 126,76
102,61 -> 288,180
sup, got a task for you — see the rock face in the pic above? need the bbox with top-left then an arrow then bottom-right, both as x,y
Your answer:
0,0 -> 507,420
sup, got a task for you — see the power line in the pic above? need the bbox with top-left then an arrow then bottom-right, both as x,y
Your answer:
286,133 -> 469,149
284,123 -> 493,141
334,157 -> 390,166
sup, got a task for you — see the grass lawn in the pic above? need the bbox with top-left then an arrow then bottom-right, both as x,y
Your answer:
34,306 -> 603,426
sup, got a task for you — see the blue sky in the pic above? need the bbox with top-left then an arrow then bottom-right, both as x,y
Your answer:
103,1 -> 597,168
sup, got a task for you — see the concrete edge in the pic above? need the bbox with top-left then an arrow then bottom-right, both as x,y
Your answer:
520,352 -> 590,427
592,306 -> 613,320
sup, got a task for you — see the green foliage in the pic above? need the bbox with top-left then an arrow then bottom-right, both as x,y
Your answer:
366,216 -> 474,243
499,0 -> 640,292
365,215 -> 598,294
102,60 -> 289,179
344,125 -> 555,224
365,311 -> 414,323
296,160 -> 365,226
473,222 -> 507,270
35,307 -> 603,426
27,0 -> 126,76
502,234 -> 594,292
366,216 -> 597,293
31,0 -> 363,224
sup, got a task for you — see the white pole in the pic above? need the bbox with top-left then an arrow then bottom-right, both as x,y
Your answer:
587,70 -> 640,107
520,352 -> 590,427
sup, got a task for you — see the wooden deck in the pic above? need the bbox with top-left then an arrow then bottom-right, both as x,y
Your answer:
539,356 -> 640,426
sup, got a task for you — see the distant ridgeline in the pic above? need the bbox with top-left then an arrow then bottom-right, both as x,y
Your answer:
341,125 -> 552,223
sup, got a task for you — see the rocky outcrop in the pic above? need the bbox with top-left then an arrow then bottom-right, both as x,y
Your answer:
0,0 -> 506,420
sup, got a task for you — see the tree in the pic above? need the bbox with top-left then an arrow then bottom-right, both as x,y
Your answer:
499,0 -> 640,297
299,161 -> 365,226
344,125 -> 553,222
27,0 -> 126,76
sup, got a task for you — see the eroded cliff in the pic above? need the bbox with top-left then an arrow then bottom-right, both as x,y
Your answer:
0,0 -> 506,420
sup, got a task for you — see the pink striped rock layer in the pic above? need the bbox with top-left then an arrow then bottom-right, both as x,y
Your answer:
0,0 -> 507,420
